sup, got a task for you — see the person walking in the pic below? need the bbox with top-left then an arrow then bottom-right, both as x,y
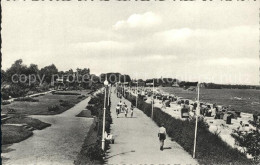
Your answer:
158,123 -> 167,151
124,105 -> 128,118
116,104 -> 120,118
130,104 -> 134,118
118,100 -> 123,112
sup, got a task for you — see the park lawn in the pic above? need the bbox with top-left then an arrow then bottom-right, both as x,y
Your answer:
2,90 -> 91,115
4,116 -> 51,130
2,125 -> 33,145
1,90 -> 91,145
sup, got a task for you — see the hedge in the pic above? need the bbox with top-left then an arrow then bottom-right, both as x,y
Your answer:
14,97 -> 39,102
125,94 -> 251,165
76,89 -> 112,164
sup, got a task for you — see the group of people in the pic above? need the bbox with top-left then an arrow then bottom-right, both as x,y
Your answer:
116,100 -> 134,118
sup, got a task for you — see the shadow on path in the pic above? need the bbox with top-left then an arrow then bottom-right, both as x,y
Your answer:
106,150 -> 135,159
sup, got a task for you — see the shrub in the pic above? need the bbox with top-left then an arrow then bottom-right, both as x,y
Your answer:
232,127 -> 260,164
48,105 -> 60,112
1,92 -> 10,100
88,97 -> 100,105
52,91 -> 80,95
87,144 -> 105,161
77,95 -> 86,99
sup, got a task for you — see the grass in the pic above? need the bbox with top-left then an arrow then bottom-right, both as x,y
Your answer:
4,116 -> 51,130
2,125 -> 33,145
76,110 -> 93,118
1,89 -> 91,145
1,90 -> 90,115
160,87 -> 260,114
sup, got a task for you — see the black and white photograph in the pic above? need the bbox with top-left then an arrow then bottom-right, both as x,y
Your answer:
1,0 -> 260,164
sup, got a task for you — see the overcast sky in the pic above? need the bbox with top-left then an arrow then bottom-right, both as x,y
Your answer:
2,1 -> 259,85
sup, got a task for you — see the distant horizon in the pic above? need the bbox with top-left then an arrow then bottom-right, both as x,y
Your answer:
2,59 -> 259,86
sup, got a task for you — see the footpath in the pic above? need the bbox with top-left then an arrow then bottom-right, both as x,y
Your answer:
2,97 -> 93,165
106,88 -> 198,164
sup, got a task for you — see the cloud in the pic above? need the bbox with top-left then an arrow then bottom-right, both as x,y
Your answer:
113,12 -> 162,30
154,28 -> 192,44
203,57 -> 259,66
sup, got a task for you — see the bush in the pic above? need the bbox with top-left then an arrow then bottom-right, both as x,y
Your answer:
48,105 -> 60,112
52,91 -> 80,95
126,94 -> 251,164
87,144 -> 105,161
232,127 -> 260,164
1,92 -> 10,100
88,97 -> 100,105
77,95 -> 86,99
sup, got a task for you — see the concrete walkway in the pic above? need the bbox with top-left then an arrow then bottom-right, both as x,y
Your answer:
106,88 -> 198,164
2,97 -> 93,165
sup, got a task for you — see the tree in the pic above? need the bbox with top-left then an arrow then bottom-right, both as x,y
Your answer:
26,64 -> 39,75
5,59 -> 28,82
39,64 -> 58,84
1,70 -> 7,84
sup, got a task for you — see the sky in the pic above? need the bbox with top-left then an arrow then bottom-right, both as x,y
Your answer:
2,0 -> 259,85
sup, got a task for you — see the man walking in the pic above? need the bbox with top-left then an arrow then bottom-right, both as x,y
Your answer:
158,123 -> 167,151
130,104 -> 134,118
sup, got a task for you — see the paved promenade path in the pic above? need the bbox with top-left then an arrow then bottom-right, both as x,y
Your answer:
106,88 -> 198,164
2,97 -> 93,165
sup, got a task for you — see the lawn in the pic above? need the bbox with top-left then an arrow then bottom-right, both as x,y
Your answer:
2,125 -> 33,145
1,90 -> 92,145
2,90 -> 91,115
4,116 -> 51,130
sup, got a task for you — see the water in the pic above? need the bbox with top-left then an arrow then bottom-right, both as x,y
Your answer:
160,87 -> 260,114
